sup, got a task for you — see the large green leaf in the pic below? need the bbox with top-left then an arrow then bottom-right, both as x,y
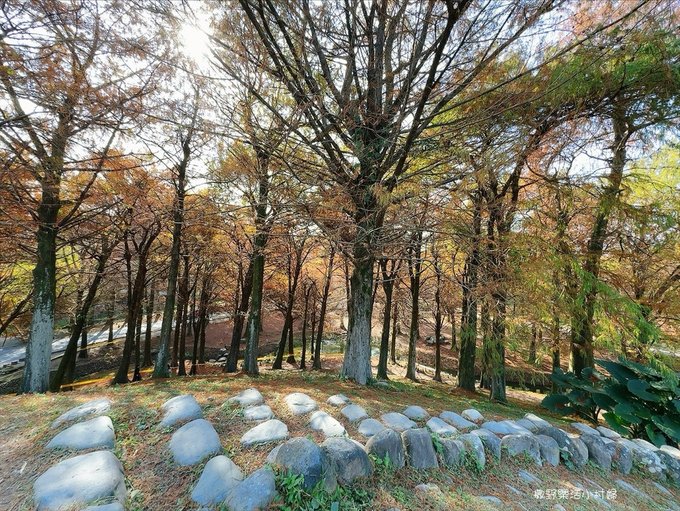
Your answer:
542,394 -> 572,414
603,412 -> 631,436
592,392 -> 616,409
607,383 -> 632,404
628,379 -> 661,402
596,359 -> 637,384
645,424 -> 667,447
651,414 -> 680,443
617,358 -> 661,379
613,403 -> 642,424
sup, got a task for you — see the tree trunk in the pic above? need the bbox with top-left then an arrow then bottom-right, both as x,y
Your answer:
143,284 -> 155,367
300,285 -> 311,370
51,241 -> 114,391
528,323 -> 537,364
406,229 -> 422,381
22,184 -> 60,393
107,292 -> 115,343
433,255 -> 443,383
314,246 -> 335,370
377,259 -> 394,380
571,104 -> 628,375
132,300 -> 143,382
153,131 -> 191,379
78,319 -> 88,359
390,300 -> 398,364
177,255 -> 190,377
450,309 -> 457,351
458,193 -> 481,391
244,164 -> 270,375
226,258 -> 254,372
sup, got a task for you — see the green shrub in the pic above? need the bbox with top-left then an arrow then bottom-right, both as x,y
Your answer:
542,357 -> 680,447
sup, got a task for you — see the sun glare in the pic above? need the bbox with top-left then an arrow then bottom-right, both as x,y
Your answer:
179,17 -> 212,62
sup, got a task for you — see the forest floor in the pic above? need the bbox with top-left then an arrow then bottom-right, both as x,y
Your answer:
0,361 -> 678,511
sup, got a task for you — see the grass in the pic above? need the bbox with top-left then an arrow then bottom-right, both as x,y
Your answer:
0,367 -> 677,510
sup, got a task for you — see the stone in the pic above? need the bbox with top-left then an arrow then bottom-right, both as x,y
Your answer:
309,410 -> 346,437
403,405 -> 429,421
402,428 -> 438,469
341,404 -> 368,422
82,504 -> 124,511
160,394 -> 202,428
540,427 -> 587,468
426,417 -> 458,437
471,429 -> 501,460
50,398 -> 112,429
501,434 -> 541,465
580,434 -> 612,471
459,433 -> 485,470
284,392 -> 318,415
462,408 -> 484,423
523,413 -> 551,431
652,481 -> 673,497
46,416 -> 115,451
608,439 -> 632,474
266,444 -> 281,464
358,418 -> 386,438
191,455 -> 244,506
439,411 -> 475,430
439,438 -> 465,467
170,419 -> 221,466
615,479 -> 647,499
271,437 -> 332,490
482,420 -> 532,437
327,394 -> 351,407
415,483 -> 443,497
571,422 -> 600,436
505,485 -> 523,496
553,505 -> 567,511
33,450 -> 125,511
381,412 -> 417,432
228,388 -> 264,407
223,467 -> 277,511
365,429 -> 405,469
535,434 -> 560,466
517,469 -> 541,486
241,419 -> 289,447
243,404 -> 274,421
632,438 -> 658,451
322,437 -> 373,485
658,445 -> 680,482
597,426 -> 621,440
618,438 -> 665,476
514,418 -> 541,433
479,496 -> 502,506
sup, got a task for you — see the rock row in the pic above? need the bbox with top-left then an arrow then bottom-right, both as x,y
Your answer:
34,398 -> 125,511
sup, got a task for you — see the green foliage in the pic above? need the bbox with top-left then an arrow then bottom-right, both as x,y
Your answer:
461,449 -> 483,474
543,358 -> 680,446
274,470 -> 374,511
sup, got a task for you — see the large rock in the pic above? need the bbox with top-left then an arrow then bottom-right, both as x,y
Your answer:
33,451 -> 125,511
46,416 -> 115,451
597,426 -> 621,440
50,398 -> 112,429
243,404 -> 274,421
426,417 -> 458,437
523,413 -> 551,432
471,429 -> 501,460
439,411 -> 475,430
601,438 -> 632,474
223,467 -> 277,511
309,410 -> 346,437
358,418 -> 386,438
482,420 -> 532,437
327,394 -> 351,407
617,438 -> 665,477
341,404 -> 368,422
284,392 -> 318,415
322,437 -> 373,485
462,409 -> 484,423
160,394 -> 202,428
365,428 -> 405,469
459,433 -> 485,470
271,437 -> 331,490
228,388 -> 264,407
439,438 -> 465,467
571,422 -> 600,437
580,434 -> 612,471
191,455 -> 244,506
381,412 -> 416,432
403,406 -> 429,421
82,504 -> 124,511
540,427 -> 587,468
402,428 -> 438,469
170,419 -> 221,466
501,434 -> 541,465
514,418 -> 541,433
241,419 -> 289,447
517,469 -> 541,486
535,434 -> 560,466
658,445 -> 680,482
